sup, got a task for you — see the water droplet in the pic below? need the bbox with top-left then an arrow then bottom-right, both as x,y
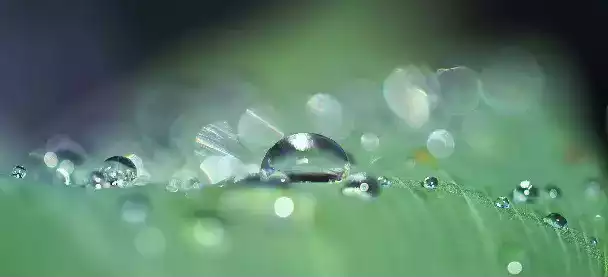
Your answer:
96,156 -> 138,189
341,172 -> 381,199
590,237 -> 599,246
377,176 -> 392,187
495,196 -> 511,208
512,181 -> 539,203
422,176 -> 439,190
11,165 -> 26,179
436,66 -> 481,115
543,213 -> 567,229
426,129 -> 455,159
360,133 -> 380,152
260,133 -> 351,183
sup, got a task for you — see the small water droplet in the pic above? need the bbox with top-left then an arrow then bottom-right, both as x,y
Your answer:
422,176 -> 439,190
426,129 -> 455,159
377,176 -> 391,187
11,165 -> 26,179
495,196 -> 511,208
543,213 -> 567,229
341,172 -> 381,200
590,237 -> 599,246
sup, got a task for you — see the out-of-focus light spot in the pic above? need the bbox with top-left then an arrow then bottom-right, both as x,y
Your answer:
58,159 -> 75,174
134,227 -> 166,258
200,155 -> 244,184
507,261 -> 523,275
360,133 -> 380,152
237,106 -> 284,151
306,93 -> 352,139
383,66 -> 432,129
56,167 -> 71,185
274,196 -> 294,218
426,129 -> 455,159
43,152 -> 58,168
193,218 -> 225,247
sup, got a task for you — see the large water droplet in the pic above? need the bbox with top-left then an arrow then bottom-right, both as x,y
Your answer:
436,66 -> 481,115
341,172 -> 381,200
260,133 -> 351,183
543,212 -> 567,229
98,156 -> 138,188
426,129 -> 455,159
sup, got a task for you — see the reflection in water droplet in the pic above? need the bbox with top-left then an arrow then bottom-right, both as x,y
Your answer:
426,129 -> 455,159
260,133 -> 351,182
436,66 -> 481,115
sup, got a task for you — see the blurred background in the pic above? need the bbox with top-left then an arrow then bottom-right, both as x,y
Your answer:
1,0 -> 608,276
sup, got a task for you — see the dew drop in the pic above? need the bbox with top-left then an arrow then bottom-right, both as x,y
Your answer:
11,165 -> 26,179
260,133 -> 351,184
543,212 -> 567,229
341,172 -> 381,200
95,156 -> 138,189
495,196 -> 511,208
422,176 -> 439,190
543,185 -> 562,199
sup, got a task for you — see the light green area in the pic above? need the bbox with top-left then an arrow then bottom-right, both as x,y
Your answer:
0,3 -> 604,276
